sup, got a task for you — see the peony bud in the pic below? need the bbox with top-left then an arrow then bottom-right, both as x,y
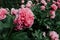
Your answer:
49,10 -> 56,19
41,0 -> 47,6
40,5 -> 45,10
26,1 -> 32,8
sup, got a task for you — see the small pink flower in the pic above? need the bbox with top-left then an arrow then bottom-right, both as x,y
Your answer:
26,3 -> 31,8
0,8 -> 7,20
56,2 -> 60,8
51,4 -> 58,11
49,10 -> 56,19
11,8 -> 18,15
41,0 -> 47,6
50,10 -> 55,15
49,31 -> 59,40
40,6 -> 45,10
21,0 -> 24,3
26,1 -> 32,8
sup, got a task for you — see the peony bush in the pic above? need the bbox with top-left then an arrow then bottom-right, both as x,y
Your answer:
0,0 -> 60,40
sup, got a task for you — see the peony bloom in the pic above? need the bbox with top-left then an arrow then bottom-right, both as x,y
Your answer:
14,8 -> 34,30
40,5 -> 45,10
26,1 -> 32,8
11,8 -> 18,15
51,4 -> 58,11
0,8 -> 7,20
41,0 -> 47,6
56,2 -> 60,8
49,10 -> 56,19
49,31 -> 59,40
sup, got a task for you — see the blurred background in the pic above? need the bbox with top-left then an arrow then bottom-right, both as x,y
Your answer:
0,0 -> 27,9
0,0 -> 40,9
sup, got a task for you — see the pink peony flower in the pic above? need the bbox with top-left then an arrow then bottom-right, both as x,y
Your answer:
0,8 -> 7,20
51,4 -> 58,11
14,8 -> 34,30
11,8 -> 18,15
49,31 -> 59,40
26,1 -> 32,8
26,3 -> 31,8
56,2 -> 60,8
49,10 -> 56,19
41,0 -> 47,6
40,5 -> 45,10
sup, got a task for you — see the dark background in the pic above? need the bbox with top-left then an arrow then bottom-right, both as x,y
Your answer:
0,0 -> 27,9
0,0 -> 39,9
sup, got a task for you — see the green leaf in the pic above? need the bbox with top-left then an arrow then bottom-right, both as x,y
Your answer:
56,21 -> 60,26
0,21 -> 4,30
10,32 -> 30,40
